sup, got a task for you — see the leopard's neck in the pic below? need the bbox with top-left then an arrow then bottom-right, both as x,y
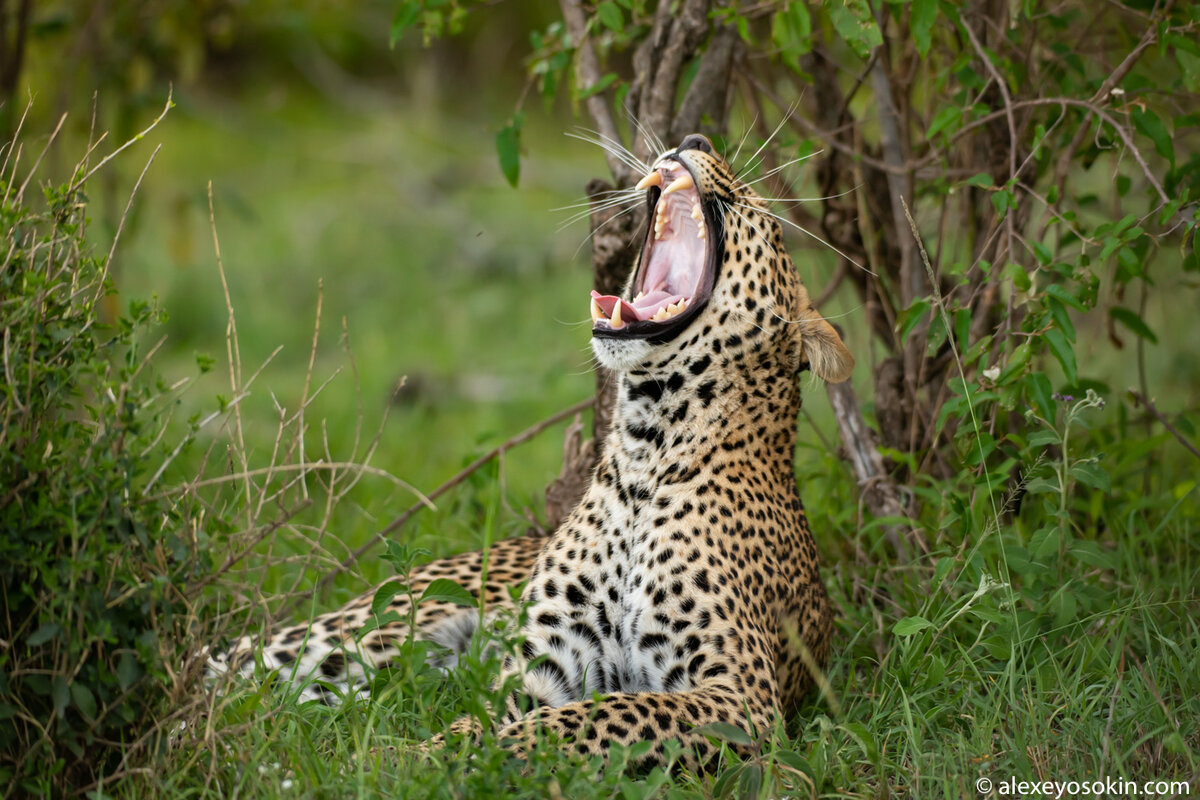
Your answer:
607,349 -> 803,482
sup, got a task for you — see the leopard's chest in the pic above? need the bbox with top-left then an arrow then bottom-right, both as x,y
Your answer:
585,476 -> 727,694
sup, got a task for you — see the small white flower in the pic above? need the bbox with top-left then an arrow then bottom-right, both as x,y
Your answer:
281,779 -> 294,790
983,366 -> 1001,381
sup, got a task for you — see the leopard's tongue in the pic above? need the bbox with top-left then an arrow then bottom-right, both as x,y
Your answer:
591,290 -> 679,323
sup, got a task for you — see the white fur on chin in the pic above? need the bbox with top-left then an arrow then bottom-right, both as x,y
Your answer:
591,337 -> 653,373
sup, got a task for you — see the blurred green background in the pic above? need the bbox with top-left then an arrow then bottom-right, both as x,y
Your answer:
9,0 -> 1197,596
11,1 -> 631,592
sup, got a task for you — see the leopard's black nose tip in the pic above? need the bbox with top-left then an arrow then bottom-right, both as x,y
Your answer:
677,134 -> 713,155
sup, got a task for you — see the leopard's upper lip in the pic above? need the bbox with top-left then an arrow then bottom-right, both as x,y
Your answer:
591,158 -> 717,341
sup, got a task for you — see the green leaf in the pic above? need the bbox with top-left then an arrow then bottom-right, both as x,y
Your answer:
496,114 -> 524,188
1070,461 -> 1111,491
1043,328 -> 1077,384
371,579 -> 409,616
772,2 -> 814,69
897,297 -> 931,344
1046,298 -> 1076,343
117,652 -> 141,690
357,610 -> 406,639
419,578 -> 477,608
52,675 -> 70,719
577,71 -> 618,100
738,764 -> 763,797
927,106 -> 962,139
1109,307 -> 1158,343
893,616 -> 933,636
774,749 -> 815,781
27,623 -> 60,647
1131,108 -> 1174,165
966,172 -> 994,188
70,682 -> 96,720
1045,283 -> 1085,311
827,0 -> 882,59
991,188 -> 1015,216
1027,429 -> 1062,447
1030,526 -> 1061,561
1031,241 -> 1052,266
390,1 -> 421,47
596,1 -> 623,31
839,721 -> 879,761
910,0 -> 937,56
693,721 -> 755,746
1022,371 -> 1051,419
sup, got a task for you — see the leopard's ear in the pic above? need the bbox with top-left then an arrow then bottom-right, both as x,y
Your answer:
799,311 -> 854,383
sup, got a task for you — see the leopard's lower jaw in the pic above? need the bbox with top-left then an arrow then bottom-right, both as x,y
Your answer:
591,337 -> 653,373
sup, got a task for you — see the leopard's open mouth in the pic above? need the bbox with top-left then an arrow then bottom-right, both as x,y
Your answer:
591,158 -> 719,342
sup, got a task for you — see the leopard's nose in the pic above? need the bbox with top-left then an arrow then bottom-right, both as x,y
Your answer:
677,134 -> 713,155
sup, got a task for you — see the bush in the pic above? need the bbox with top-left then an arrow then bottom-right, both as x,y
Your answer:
0,125 -> 213,794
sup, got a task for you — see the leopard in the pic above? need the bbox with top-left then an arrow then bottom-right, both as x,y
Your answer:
209,133 -> 855,769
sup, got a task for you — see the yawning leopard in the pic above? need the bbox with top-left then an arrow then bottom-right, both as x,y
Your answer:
210,133 -> 854,769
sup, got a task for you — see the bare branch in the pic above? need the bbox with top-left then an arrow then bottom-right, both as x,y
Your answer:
1129,389 -> 1200,462
636,0 -> 710,158
294,396 -> 596,609
671,24 -> 739,143
560,0 -> 627,181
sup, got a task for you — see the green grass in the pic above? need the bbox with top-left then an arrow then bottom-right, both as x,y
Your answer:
59,87 -> 1199,797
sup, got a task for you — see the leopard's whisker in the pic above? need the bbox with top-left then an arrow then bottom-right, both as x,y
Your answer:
734,201 -> 873,276
734,100 -> 801,180
729,117 -> 758,171
739,150 -> 825,188
566,129 -> 650,176
624,107 -> 666,163
752,185 -> 859,205
552,188 -> 641,211
557,194 -> 642,231
723,201 -> 781,263
570,201 -> 643,260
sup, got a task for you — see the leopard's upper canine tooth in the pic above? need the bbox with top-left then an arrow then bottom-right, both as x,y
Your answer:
636,171 -> 663,190
611,301 -> 624,328
663,174 -> 694,195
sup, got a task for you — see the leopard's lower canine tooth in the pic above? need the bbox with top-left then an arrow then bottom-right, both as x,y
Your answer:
636,170 -> 663,190
611,301 -> 624,329
663,174 -> 694,195
591,298 -> 603,324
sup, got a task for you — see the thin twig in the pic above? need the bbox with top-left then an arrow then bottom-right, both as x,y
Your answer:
69,89 -> 173,192
15,111 -> 66,202
90,144 -> 162,307
1128,389 -> 1200,462
207,181 -> 253,528
290,396 -> 596,610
